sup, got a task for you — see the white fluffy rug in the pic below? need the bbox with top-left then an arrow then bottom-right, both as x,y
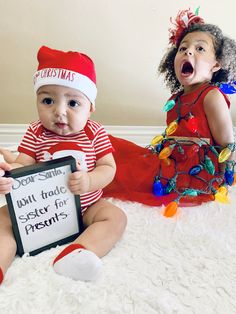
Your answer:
0,188 -> 236,314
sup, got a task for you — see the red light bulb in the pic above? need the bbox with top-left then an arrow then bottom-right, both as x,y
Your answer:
186,115 -> 198,133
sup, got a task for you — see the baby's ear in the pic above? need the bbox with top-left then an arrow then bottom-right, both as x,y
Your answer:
212,61 -> 221,73
90,104 -> 95,113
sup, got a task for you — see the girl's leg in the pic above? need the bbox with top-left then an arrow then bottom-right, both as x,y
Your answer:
53,199 -> 127,281
0,205 -> 17,284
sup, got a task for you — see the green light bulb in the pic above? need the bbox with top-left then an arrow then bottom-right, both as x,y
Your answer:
162,99 -> 175,112
203,156 -> 215,175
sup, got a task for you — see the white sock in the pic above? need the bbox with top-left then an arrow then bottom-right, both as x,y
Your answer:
53,244 -> 102,281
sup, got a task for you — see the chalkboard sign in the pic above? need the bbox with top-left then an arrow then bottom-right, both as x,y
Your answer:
5,156 -> 84,256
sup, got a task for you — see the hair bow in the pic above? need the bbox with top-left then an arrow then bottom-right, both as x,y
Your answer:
169,7 -> 205,46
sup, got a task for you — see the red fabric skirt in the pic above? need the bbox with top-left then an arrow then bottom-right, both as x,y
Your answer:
103,136 -> 214,206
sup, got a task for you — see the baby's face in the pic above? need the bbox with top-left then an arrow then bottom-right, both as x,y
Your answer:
36,85 -> 93,136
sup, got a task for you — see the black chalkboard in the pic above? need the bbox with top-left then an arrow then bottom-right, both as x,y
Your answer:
5,156 -> 84,256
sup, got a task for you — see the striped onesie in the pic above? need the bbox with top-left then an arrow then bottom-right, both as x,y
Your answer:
18,119 -> 114,213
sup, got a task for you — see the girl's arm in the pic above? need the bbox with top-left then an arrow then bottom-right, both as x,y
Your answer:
204,89 -> 235,161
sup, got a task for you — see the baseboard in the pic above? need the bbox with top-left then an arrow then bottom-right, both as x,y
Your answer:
104,125 -> 164,146
0,124 -> 164,148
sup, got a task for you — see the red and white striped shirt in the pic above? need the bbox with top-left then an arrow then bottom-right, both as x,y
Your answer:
18,119 -> 114,212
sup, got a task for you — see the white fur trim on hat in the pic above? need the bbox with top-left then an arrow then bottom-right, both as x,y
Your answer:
33,68 -> 97,105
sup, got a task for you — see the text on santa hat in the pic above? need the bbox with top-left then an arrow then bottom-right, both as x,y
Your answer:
34,68 -> 76,84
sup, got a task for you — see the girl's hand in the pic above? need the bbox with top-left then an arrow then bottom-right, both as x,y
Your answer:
0,162 -> 14,195
68,163 -> 91,195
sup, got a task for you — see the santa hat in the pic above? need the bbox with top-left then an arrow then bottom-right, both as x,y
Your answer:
33,46 -> 97,106
46,142 -> 82,154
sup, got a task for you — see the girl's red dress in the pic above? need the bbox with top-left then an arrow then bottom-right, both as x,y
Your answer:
103,83 -> 230,206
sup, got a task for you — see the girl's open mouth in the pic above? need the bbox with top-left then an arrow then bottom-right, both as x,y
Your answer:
181,61 -> 194,76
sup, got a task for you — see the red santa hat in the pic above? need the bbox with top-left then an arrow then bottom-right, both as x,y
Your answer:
46,142 -> 82,154
33,46 -> 97,106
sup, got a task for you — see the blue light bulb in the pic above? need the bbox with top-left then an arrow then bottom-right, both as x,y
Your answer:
224,169 -> 234,186
153,178 -> 164,196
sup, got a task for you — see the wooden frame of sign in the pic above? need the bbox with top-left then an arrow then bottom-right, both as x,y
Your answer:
5,156 -> 84,256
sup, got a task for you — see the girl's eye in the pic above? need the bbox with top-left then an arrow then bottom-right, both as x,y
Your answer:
196,46 -> 205,52
42,98 -> 53,105
179,46 -> 186,52
68,100 -> 79,108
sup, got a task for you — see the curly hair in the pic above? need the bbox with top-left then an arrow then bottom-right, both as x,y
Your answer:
158,23 -> 236,93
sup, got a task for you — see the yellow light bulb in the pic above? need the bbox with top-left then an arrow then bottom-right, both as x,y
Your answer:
166,121 -> 178,136
151,135 -> 164,146
214,191 -> 230,204
217,186 -> 228,196
218,147 -> 231,163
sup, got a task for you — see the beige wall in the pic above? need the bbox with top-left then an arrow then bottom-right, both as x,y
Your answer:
1,0 -> 236,126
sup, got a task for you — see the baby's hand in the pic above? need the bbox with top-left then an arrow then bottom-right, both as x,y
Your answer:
68,163 -> 91,195
0,162 -> 14,195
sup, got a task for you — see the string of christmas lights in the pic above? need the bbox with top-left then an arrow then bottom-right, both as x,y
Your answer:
148,85 -> 236,217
